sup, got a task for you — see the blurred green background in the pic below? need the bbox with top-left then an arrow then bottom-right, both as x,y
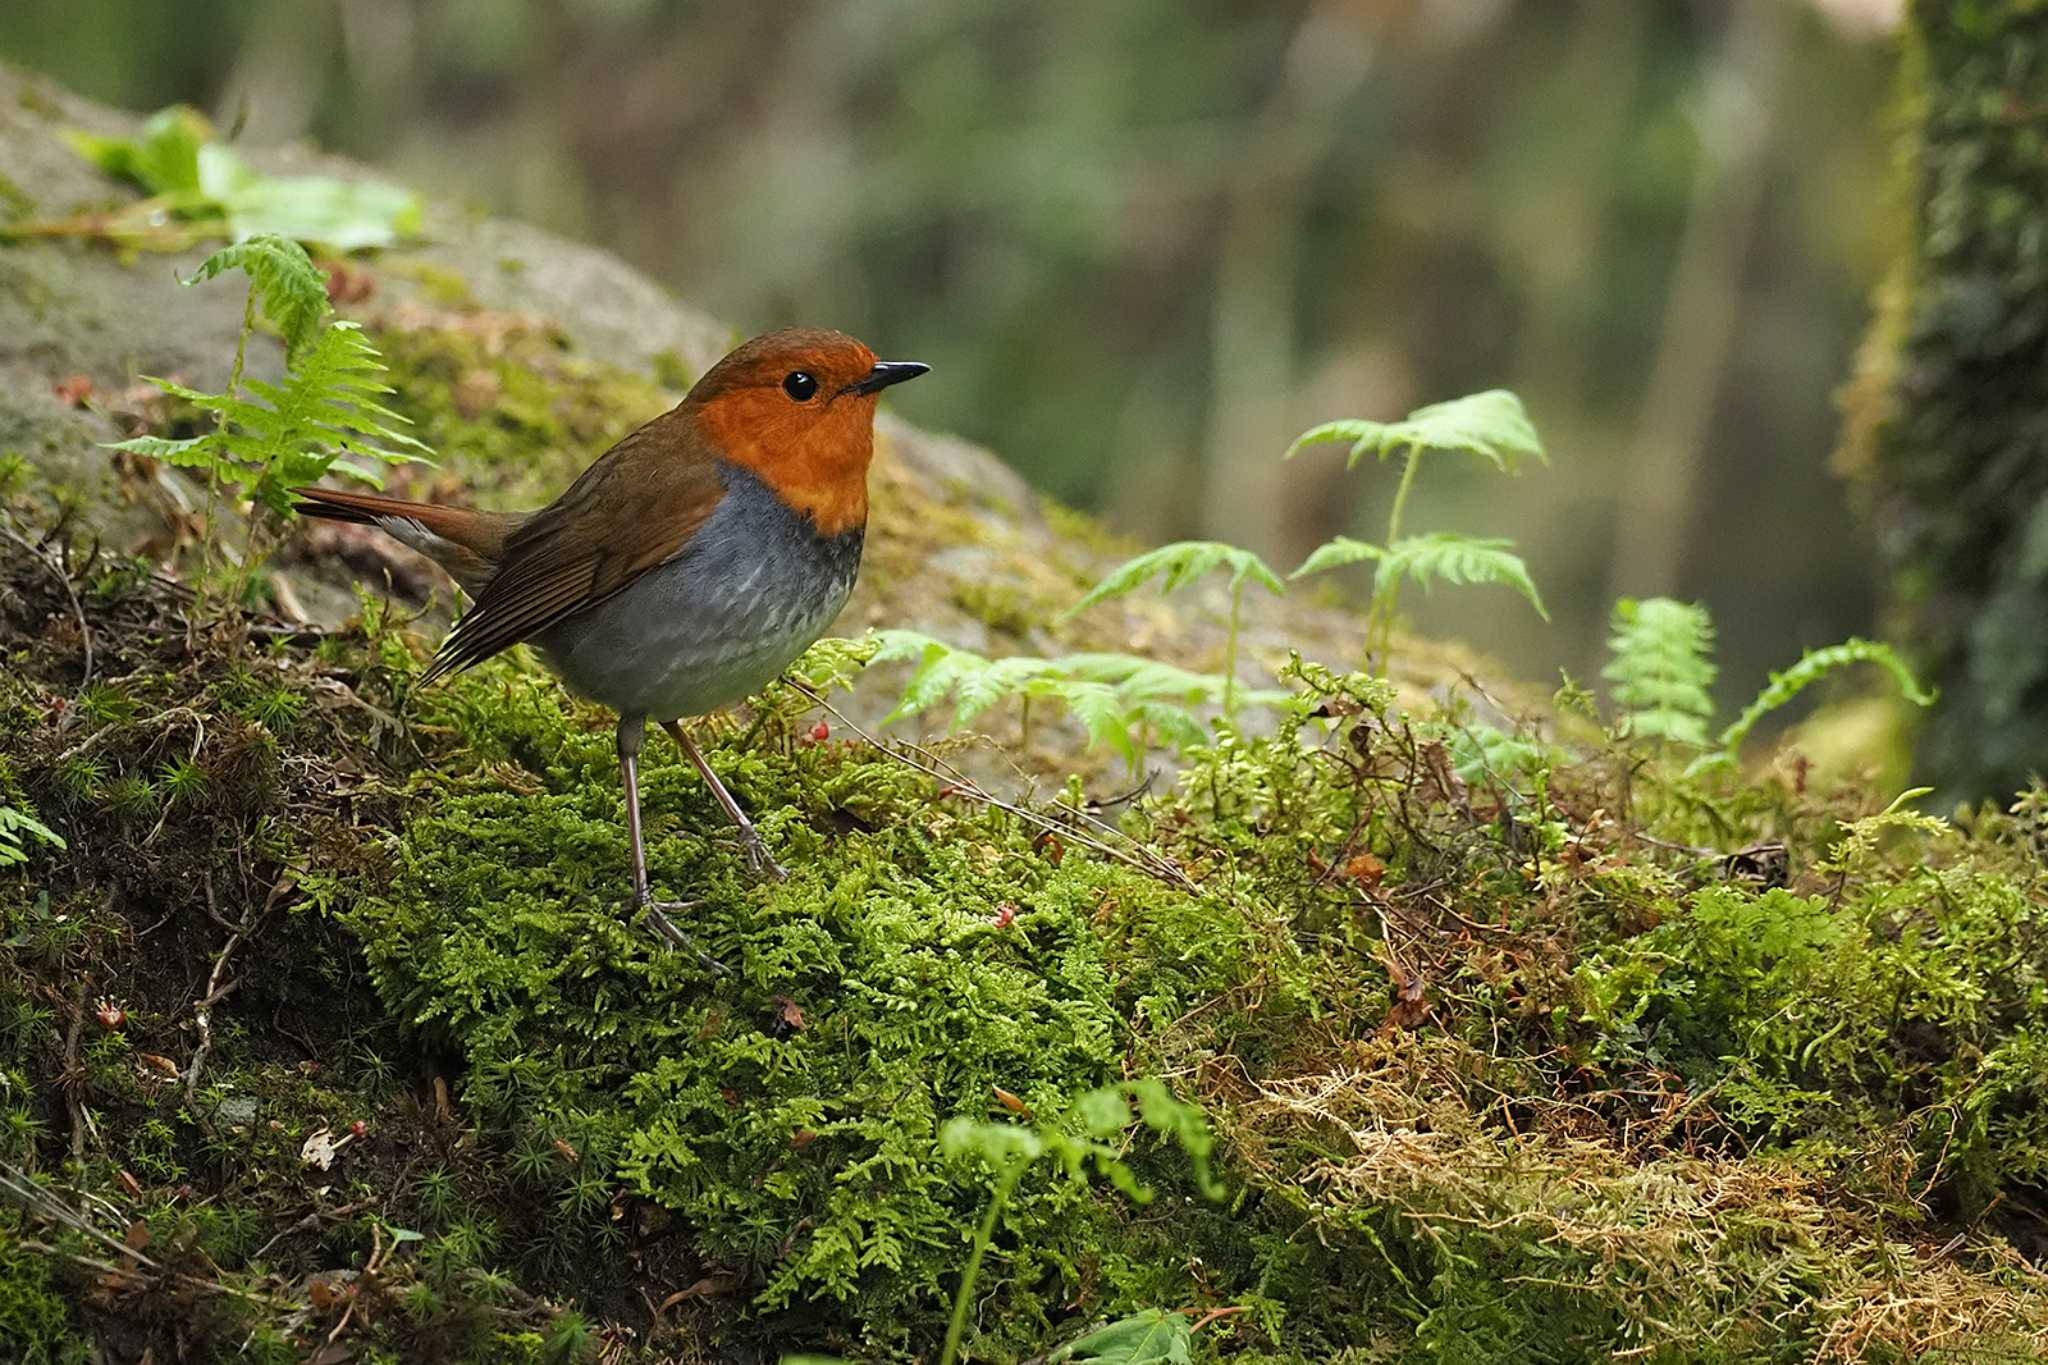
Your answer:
0,0 -> 1906,707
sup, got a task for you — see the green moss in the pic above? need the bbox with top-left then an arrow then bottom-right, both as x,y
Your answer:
0,1234 -> 77,1365
0,173 -> 34,224
8,522 -> 2048,1361
369,321 -> 671,505
948,578 -> 1039,637
387,259 -> 479,310
648,346 -> 695,392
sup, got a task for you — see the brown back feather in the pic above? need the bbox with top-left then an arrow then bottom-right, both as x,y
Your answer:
421,408 -> 726,683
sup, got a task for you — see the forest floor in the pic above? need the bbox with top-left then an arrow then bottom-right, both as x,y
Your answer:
5,519 -> 2048,1363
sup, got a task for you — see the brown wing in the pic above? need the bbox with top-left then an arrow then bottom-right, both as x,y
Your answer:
421,410 -> 724,683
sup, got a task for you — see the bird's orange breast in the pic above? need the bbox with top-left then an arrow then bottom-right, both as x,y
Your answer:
693,389 -> 875,539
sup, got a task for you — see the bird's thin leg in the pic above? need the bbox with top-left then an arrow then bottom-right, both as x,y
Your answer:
618,716 -> 725,970
664,719 -> 788,882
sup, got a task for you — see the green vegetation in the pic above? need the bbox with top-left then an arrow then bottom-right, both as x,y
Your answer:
109,235 -> 427,534
0,79 -> 2025,1364
1,526 -> 2041,1360
1288,390 -> 1549,658
7,103 -> 421,250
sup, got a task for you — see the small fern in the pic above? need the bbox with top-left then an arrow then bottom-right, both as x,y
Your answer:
1293,533 -> 1547,621
1602,598 -> 1938,760
1287,390 -> 1547,664
1064,542 -> 1283,718
107,235 -> 430,582
0,804 -> 65,868
866,631 -> 1265,769
1717,638 -> 1936,755
1285,389 -> 1543,473
1602,598 -> 1717,745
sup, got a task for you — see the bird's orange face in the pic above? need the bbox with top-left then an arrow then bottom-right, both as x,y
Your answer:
688,328 -> 927,537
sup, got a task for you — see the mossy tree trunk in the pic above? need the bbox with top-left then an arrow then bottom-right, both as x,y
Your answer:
1846,3 -> 2048,799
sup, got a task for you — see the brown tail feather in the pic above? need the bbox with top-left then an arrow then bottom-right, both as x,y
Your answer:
297,486 -> 520,593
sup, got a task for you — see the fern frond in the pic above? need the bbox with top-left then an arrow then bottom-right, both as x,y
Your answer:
1717,638 -> 1937,756
1061,654 -> 1224,704
224,322 -> 431,514
1066,541 -> 1283,616
1056,681 -> 1141,769
1286,390 -> 1543,472
1375,534 -> 1548,620
1602,597 -> 1716,745
1290,536 -> 1384,580
184,236 -> 328,356
955,657 -> 1062,725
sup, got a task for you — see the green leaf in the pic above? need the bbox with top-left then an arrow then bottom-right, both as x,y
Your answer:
1059,682 -> 1141,770
185,236 -> 331,356
104,434 -> 214,467
1718,638 -> 1937,756
0,804 -> 65,868
63,105 -> 212,194
1290,535 -> 1384,579
1052,1309 -> 1194,1365
1074,1087 -> 1133,1137
1375,534 -> 1548,621
938,1116 -> 1044,1169
954,656 -> 1062,725
197,144 -> 422,251
1286,389 -> 1544,472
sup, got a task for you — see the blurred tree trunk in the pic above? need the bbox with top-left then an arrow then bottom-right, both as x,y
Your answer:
1605,0 -> 1784,603
1838,3 -> 2048,800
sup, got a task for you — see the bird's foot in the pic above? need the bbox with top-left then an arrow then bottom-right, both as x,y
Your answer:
632,894 -> 728,975
740,831 -> 788,883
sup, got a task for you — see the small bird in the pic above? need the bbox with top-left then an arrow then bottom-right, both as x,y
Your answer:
298,328 -> 927,958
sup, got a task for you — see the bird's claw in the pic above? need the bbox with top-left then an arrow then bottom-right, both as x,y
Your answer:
632,895 -> 728,975
741,833 -> 788,883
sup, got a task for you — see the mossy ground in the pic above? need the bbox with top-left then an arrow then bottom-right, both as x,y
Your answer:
4,514 -> 2048,1362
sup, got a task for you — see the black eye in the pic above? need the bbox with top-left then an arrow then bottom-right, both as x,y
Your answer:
782,370 -> 819,401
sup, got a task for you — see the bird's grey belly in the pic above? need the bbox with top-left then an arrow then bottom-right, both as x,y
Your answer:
530,469 -> 862,721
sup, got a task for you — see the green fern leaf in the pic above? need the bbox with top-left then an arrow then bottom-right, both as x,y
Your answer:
1375,534 -> 1548,620
1718,638 -> 1937,756
1602,598 -> 1717,745
226,322 -> 431,514
866,628 -> 952,669
1057,681 -> 1142,769
1290,536 -> 1385,579
184,235 -> 330,356
1286,389 -> 1543,472
885,641 -> 990,722
955,656 -> 1061,724
1061,654 -> 1223,704
1066,540 -> 1283,616
104,433 -> 213,466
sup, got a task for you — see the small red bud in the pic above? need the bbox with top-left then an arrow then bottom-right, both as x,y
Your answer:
988,904 -> 1016,929
348,1120 -> 368,1140
809,720 -> 831,743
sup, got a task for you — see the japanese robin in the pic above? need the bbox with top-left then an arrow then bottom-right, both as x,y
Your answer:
297,328 -> 927,958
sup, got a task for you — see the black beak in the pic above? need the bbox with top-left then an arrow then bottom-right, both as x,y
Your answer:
846,360 -> 929,396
